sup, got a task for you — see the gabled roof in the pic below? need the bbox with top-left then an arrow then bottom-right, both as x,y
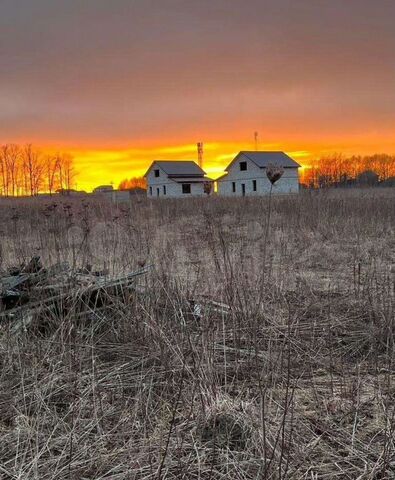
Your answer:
171,176 -> 214,183
216,151 -> 301,181
144,160 -> 205,177
238,151 -> 301,168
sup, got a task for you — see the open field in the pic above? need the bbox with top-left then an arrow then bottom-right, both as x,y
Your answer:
0,189 -> 394,479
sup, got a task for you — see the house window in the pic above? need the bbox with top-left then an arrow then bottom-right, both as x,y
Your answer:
163,185 -> 166,195
182,183 -> 191,194
232,182 -> 236,193
253,180 -> 257,191
239,161 -> 247,171
149,186 -> 152,195
154,169 -> 160,177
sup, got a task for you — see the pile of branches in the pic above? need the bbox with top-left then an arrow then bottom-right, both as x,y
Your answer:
0,256 -> 150,334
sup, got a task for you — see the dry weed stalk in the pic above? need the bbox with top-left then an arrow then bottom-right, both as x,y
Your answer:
260,163 -> 285,290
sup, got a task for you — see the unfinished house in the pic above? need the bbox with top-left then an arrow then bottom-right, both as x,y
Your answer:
217,151 -> 300,196
144,161 -> 213,198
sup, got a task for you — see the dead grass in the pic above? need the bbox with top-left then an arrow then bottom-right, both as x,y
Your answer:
0,188 -> 394,479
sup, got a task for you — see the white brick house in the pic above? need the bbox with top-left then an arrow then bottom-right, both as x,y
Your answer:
217,151 -> 300,196
144,161 -> 213,198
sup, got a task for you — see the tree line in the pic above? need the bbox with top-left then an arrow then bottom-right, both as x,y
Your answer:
301,154 -> 395,188
0,144 -> 75,196
118,176 -> 147,190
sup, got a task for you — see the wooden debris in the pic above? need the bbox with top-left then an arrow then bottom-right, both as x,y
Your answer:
0,256 -> 151,332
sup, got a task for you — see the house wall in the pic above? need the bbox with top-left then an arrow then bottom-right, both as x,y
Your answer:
146,165 -> 209,198
217,155 -> 299,196
149,181 -> 208,198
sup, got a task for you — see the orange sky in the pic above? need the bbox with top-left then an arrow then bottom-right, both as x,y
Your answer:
1,0 -> 395,190
68,130 -> 395,190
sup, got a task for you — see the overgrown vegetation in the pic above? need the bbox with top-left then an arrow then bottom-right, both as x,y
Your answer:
0,189 -> 394,479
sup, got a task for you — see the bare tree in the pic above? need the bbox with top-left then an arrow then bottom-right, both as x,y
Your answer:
22,144 -> 45,196
0,145 -> 9,196
7,144 -> 21,196
56,153 -> 76,192
45,155 -> 60,195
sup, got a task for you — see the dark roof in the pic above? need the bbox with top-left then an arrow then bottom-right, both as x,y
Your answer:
145,161 -> 205,177
241,151 -> 301,168
93,185 -> 114,192
239,151 -> 301,168
171,176 -> 213,184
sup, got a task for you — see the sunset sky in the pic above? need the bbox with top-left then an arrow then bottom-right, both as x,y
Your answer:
1,0 -> 395,190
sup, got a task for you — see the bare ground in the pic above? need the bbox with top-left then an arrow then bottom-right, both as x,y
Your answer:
0,189 -> 394,479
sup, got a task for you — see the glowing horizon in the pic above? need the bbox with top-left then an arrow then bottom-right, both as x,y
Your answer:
65,136 -> 395,191
5,131 -> 395,191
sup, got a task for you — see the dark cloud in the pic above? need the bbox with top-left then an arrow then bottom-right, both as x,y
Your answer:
0,0 -> 395,145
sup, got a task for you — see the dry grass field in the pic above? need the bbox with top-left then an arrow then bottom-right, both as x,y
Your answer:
0,188 -> 394,479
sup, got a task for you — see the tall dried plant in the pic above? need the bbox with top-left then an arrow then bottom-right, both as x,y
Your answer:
261,164 -> 284,286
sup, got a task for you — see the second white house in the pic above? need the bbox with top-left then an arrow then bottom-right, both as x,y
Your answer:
217,151 -> 300,196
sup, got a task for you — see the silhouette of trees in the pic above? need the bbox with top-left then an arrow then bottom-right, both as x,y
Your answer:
0,144 -> 75,196
55,153 -> 75,192
118,176 -> 147,190
301,154 -> 395,188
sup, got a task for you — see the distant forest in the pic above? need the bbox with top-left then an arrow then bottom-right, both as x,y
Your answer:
300,154 -> 395,188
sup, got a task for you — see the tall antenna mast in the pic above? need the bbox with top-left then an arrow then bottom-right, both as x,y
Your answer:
254,131 -> 259,151
197,142 -> 204,168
